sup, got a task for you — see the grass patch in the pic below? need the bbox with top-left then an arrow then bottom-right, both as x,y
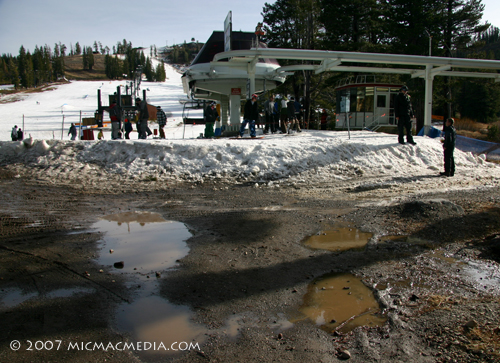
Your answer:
64,54 -> 107,80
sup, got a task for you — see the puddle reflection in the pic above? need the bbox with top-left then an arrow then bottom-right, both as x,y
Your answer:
304,227 -> 373,252
95,211 -> 190,273
94,211 -> 206,359
298,273 -> 386,333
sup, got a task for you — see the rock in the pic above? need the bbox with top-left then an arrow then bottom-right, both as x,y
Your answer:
155,272 -> 161,278
409,294 -> 419,302
337,349 -> 351,360
464,320 -> 478,330
277,333 -> 283,340
109,249 -> 114,254
113,261 -> 124,269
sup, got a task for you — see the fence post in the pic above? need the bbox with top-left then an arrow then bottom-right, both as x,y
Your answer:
61,115 -> 65,140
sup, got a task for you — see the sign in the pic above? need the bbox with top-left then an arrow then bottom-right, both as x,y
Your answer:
224,11 -> 232,53
231,88 -> 241,95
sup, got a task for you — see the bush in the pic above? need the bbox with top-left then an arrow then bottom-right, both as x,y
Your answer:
487,124 -> 500,142
454,117 -> 481,132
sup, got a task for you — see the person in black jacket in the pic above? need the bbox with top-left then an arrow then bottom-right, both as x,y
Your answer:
239,93 -> 259,138
394,86 -> 416,145
204,101 -> 217,138
440,117 -> 456,177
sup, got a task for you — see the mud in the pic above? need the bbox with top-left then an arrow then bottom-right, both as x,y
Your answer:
0,165 -> 499,362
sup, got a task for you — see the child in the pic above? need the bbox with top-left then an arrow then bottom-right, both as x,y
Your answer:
440,118 -> 456,177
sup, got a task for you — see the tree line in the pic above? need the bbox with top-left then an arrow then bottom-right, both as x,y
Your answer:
104,40 -> 166,82
261,0 -> 500,124
0,39 -> 167,88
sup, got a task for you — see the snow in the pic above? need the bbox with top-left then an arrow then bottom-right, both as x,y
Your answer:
1,64 -> 499,188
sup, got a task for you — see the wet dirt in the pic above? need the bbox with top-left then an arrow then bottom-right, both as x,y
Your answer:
0,165 -> 499,363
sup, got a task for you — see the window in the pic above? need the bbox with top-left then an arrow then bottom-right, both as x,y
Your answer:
377,95 -> 386,108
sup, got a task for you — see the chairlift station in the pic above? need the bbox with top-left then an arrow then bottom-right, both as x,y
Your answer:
182,11 -> 500,134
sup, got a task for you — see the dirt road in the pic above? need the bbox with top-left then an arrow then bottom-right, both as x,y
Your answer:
0,164 -> 499,362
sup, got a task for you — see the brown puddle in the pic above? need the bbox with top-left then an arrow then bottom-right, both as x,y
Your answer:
304,227 -> 373,252
297,273 -> 386,333
94,211 -> 205,359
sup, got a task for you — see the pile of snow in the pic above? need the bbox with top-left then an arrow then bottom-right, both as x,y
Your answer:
1,64 -> 499,188
1,131 -> 499,188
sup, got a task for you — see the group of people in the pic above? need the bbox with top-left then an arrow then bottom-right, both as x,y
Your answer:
261,94 -> 304,135
10,125 -> 23,141
237,93 -> 306,138
69,97 -> 168,141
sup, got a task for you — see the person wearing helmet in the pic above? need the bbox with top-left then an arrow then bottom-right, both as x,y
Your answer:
394,85 -> 416,145
239,94 -> 259,138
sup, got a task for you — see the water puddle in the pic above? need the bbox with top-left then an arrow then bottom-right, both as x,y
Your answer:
297,273 -> 386,333
0,287 -> 94,310
379,235 -> 434,247
0,287 -> 38,310
304,227 -> 373,252
95,211 -> 190,273
93,211 -> 205,360
45,287 -> 94,299
461,260 -> 500,295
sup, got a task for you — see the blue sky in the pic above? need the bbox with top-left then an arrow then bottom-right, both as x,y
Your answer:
1,0 -> 499,56
0,0 -> 269,55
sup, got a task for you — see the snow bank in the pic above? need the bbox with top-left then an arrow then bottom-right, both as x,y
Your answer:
1,131 -> 498,186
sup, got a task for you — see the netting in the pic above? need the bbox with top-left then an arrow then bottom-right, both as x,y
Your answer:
419,126 -> 500,161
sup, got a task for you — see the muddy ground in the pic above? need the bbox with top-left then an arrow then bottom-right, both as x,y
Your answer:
0,165 -> 499,363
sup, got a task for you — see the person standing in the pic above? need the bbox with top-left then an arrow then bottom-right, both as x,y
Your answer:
17,128 -> 23,141
320,109 -> 328,130
239,93 -> 259,138
109,100 -> 121,140
294,97 -> 303,131
394,85 -> 416,145
135,97 -> 150,139
279,96 -> 288,134
287,97 -> 301,133
204,101 -> 217,138
68,123 -> 77,140
156,106 -> 167,139
11,125 -> 18,141
124,119 -> 133,139
441,117 -> 456,177
263,94 -> 276,134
